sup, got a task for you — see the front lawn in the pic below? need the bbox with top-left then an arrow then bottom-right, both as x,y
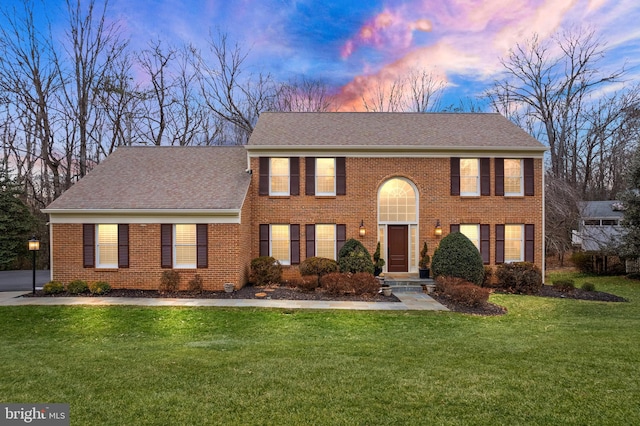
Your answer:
0,273 -> 638,425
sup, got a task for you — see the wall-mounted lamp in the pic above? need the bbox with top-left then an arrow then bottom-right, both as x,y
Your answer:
359,220 -> 366,237
434,220 -> 442,236
28,235 -> 40,295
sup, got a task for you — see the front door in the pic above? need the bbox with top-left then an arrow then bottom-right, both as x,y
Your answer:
388,225 -> 408,272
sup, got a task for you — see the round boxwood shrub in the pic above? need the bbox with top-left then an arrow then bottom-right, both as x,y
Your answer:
89,281 -> 111,295
495,262 -> 542,294
337,238 -> 374,274
249,256 -> 282,286
43,281 -> 64,295
66,279 -> 88,294
299,257 -> 339,277
431,232 -> 484,285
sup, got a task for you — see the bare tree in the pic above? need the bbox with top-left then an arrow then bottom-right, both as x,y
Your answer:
193,32 -> 277,144
361,68 -> 445,112
274,77 -> 337,112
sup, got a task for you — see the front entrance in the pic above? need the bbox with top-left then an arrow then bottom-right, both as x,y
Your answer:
388,225 -> 408,272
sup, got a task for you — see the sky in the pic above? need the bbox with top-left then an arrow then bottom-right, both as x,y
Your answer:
4,0 -> 640,111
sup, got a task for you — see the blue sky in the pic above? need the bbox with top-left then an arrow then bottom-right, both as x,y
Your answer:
4,0 -> 640,110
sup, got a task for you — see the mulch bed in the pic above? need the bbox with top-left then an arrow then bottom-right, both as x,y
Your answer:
26,284 -> 626,316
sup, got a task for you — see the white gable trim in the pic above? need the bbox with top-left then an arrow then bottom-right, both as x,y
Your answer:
44,209 -> 242,224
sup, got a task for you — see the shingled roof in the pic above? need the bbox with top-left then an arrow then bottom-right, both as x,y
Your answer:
247,112 -> 547,151
45,146 -> 250,211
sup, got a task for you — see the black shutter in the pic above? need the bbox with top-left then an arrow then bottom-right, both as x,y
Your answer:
305,157 -> 315,195
524,158 -> 534,196
495,224 -> 505,264
450,158 -> 460,196
336,157 -> 346,195
495,158 -> 504,196
290,157 -> 300,196
196,224 -> 208,268
337,224 -> 346,254
259,157 -> 269,195
480,158 -> 490,196
450,224 -> 460,234
161,224 -> 173,268
118,224 -> 129,268
525,224 -> 535,262
259,224 -> 270,257
83,224 -> 95,268
480,224 -> 490,265
306,224 -> 315,258
290,224 -> 300,265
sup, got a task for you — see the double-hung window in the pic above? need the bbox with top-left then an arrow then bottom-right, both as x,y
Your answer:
504,224 -> 524,262
96,224 -> 118,268
316,158 -> 336,196
174,224 -> 197,268
270,158 -> 290,195
460,159 -> 480,196
315,224 -> 336,260
504,159 -> 523,196
459,224 -> 480,251
270,224 -> 291,265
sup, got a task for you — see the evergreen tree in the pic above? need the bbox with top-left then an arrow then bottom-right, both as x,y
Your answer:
0,165 -> 35,269
620,149 -> 640,258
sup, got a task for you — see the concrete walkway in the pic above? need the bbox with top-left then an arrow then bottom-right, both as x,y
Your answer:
0,289 -> 448,311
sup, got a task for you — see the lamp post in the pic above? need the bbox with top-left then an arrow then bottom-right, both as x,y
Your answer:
28,236 -> 40,295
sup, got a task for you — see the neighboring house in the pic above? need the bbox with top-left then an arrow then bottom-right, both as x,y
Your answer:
43,112 -> 547,290
572,201 -> 625,252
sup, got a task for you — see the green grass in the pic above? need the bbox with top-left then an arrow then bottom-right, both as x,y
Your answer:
1,273 -> 639,425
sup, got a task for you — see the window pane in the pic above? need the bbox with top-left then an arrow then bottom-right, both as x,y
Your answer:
175,224 -> 196,267
505,225 -> 523,262
504,159 -> 522,194
270,158 -> 289,194
379,178 -> 416,222
460,159 -> 479,194
316,158 -> 335,195
271,225 -> 290,264
316,224 -> 335,259
460,224 -> 479,250
97,224 -> 118,267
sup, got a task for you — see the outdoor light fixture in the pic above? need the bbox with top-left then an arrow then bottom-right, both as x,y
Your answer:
434,220 -> 442,236
28,235 -> 40,295
359,220 -> 366,237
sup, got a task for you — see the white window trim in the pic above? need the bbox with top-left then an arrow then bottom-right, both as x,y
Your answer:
505,224 -> 524,263
504,159 -> 524,197
269,158 -> 290,196
315,224 -> 336,260
270,224 -> 291,266
96,224 -> 118,269
315,158 -> 336,196
460,158 -> 480,196
173,224 -> 197,269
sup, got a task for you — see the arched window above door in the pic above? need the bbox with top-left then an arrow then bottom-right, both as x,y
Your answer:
378,178 -> 417,222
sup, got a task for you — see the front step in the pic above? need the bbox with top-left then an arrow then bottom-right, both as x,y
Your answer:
382,275 -> 435,292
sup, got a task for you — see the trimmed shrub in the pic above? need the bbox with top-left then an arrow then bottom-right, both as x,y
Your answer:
159,270 -> 180,293
350,272 -> 379,296
435,276 -> 468,293
581,282 -> 596,292
299,257 -> 339,278
495,262 -> 542,294
431,232 -> 484,285
337,238 -> 374,274
373,242 -> 385,276
552,279 -> 575,292
188,274 -> 203,293
66,279 -> 88,294
288,275 -> 320,292
89,281 -> 111,295
43,281 -> 64,295
445,283 -> 490,307
320,272 -> 352,295
249,256 -> 282,286
482,266 -> 495,287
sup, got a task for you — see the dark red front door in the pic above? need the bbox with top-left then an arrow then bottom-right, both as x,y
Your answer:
388,225 -> 408,272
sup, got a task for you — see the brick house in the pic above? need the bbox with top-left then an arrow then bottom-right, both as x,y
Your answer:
44,112 -> 547,290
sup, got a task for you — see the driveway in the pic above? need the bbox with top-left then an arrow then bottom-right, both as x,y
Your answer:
0,270 -> 51,292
